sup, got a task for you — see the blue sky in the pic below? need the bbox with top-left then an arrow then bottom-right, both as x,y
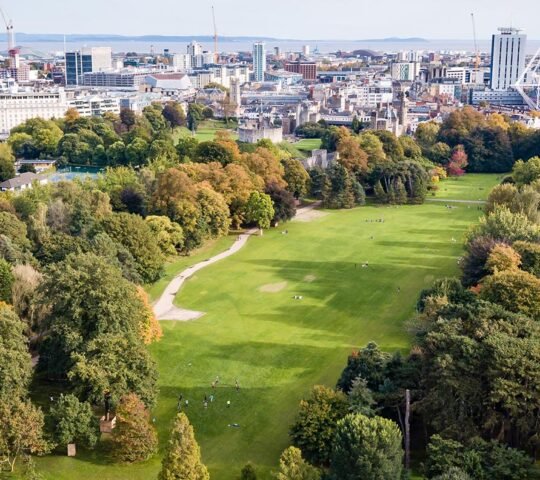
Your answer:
3,0 -> 540,39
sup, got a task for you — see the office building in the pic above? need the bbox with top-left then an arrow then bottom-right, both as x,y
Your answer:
253,42 -> 266,82
82,71 -> 149,88
285,61 -> 317,80
65,47 -> 112,85
187,41 -> 203,57
0,88 -> 68,134
490,27 -> 526,90
173,53 -> 192,72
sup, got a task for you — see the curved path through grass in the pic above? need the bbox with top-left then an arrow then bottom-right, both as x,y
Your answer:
154,204 -> 322,321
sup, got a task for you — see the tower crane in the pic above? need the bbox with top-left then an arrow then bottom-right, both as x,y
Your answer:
0,6 -> 14,52
470,13 -> 480,78
212,6 -> 219,64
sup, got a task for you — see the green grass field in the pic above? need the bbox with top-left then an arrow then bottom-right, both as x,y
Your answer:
433,173 -> 504,201
293,138 -> 323,156
173,120 -> 238,144
35,175 -> 500,480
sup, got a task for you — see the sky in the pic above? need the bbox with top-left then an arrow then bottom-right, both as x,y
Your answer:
3,0 -> 540,40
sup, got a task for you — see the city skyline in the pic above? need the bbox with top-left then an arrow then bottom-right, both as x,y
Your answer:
3,0 -> 540,40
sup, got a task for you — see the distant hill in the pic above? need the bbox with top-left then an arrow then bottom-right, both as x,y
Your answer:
7,33 -> 429,44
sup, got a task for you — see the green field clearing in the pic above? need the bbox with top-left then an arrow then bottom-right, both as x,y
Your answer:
35,175 -> 498,480
173,120 -> 238,144
292,138 -> 323,155
433,173 -> 503,201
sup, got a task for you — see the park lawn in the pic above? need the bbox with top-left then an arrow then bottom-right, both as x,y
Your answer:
434,173 -> 503,201
293,138 -> 322,156
145,234 -> 239,302
172,120 -> 238,144
35,175 -> 496,480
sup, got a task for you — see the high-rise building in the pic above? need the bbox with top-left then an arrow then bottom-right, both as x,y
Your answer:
490,27 -> 526,90
252,42 -> 266,82
65,47 -> 112,85
187,41 -> 203,57
302,45 -> 310,56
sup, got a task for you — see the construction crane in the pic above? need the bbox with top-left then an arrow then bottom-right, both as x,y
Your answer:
212,6 -> 219,64
470,13 -> 480,75
0,6 -> 15,52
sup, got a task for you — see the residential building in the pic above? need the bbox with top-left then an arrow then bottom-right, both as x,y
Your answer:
285,61 -> 317,81
253,42 -> 266,82
66,47 -> 112,85
490,27 -> 526,90
0,88 -> 68,134
0,172 -> 48,192
390,62 -> 420,81
173,53 -> 192,72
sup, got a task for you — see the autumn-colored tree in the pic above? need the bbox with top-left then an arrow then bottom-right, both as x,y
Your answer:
0,397 -> 49,472
337,137 -> 368,177
446,145 -> 468,176
282,158 -> 310,199
158,413 -> 209,480
215,130 -> 241,162
111,393 -> 158,463
136,286 -> 162,344
240,148 -> 287,189
485,244 -> 521,274
481,269 -> 540,320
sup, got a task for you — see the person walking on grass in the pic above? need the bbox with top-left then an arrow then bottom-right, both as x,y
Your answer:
235,380 -> 240,392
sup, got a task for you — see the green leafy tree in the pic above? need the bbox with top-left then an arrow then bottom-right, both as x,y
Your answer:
329,414 -> 403,480
347,377 -> 376,417
513,241 -> 540,277
289,385 -> 349,466
244,191 -> 275,230
282,158 -> 310,199
68,334 -> 158,408
0,305 -> 32,399
47,394 -> 100,451
432,467 -> 472,480
158,412 -> 209,480
145,216 -> 184,256
0,257 -> 14,303
163,102 -> 187,128
176,137 -> 199,161
125,138 -> 149,166
194,141 -> 234,166
276,446 -> 321,480
111,393 -> 158,463
38,253 -> 155,378
0,143 -> 16,181
101,212 -> 165,283
512,157 -> 540,186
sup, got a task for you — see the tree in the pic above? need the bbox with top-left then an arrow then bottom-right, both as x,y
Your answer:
194,141 -> 234,166
101,212 -> 165,283
429,142 -> 452,165
347,377 -> 376,417
481,269 -> 540,320
447,145 -> 468,176
158,412 -> 209,480
163,102 -> 187,128
276,446 -> 321,480
244,191 -> 275,230
125,138 -> 149,166
358,132 -> 387,168
512,157 -> 540,186
187,103 -> 206,132
136,286 -> 162,345
289,385 -> 349,466
47,394 -> 100,451
460,236 -> 499,287
282,158 -> 310,199
11,264 -> 44,334
240,462 -> 257,480
329,414 -> 403,480
337,342 -> 390,393
337,137 -> 368,177
322,164 -> 358,209
176,137 -> 199,161
485,244 -> 521,273
241,147 -> 286,189
0,397 -> 48,472
148,139 -> 179,164
513,241 -> 540,277
120,108 -> 137,131
38,253 -> 156,378
321,126 -> 350,152
432,468 -> 472,480
267,183 -> 297,224
0,304 -> 32,399
0,257 -> 14,303
145,215 -> 184,256
111,393 -> 158,463
0,143 -> 15,181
